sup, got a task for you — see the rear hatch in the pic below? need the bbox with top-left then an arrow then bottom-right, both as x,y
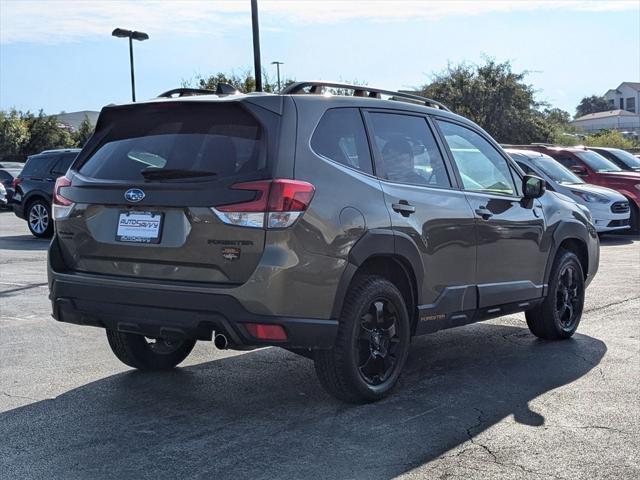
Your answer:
55,100 -> 282,285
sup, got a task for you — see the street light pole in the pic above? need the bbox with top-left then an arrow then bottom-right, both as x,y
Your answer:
112,28 -> 149,102
251,0 -> 263,92
271,61 -> 284,92
128,37 -> 136,102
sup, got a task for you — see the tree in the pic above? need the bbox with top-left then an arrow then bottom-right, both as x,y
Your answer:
584,130 -> 636,149
74,115 -> 95,147
0,109 -> 29,159
575,95 -> 609,118
184,69 -> 295,94
418,59 -> 552,144
21,110 -> 75,156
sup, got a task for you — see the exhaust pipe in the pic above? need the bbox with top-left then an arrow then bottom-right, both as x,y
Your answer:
214,333 -> 228,350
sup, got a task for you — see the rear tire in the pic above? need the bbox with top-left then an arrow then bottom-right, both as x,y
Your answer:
314,275 -> 411,403
26,199 -> 53,238
106,330 -> 196,371
526,249 -> 584,340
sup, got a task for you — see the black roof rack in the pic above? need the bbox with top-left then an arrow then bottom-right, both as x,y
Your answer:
157,83 -> 240,98
281,81 -> 450,111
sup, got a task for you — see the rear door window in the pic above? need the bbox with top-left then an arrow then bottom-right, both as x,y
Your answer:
310,108 -> 373,174
367,112 -> 451,187
51,153 -> 77,176
78,103 -> 267,181
21,155 -> 56,177
437,121 -> 516,196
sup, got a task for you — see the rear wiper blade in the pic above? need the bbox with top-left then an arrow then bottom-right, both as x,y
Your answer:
140,168 -> 217,179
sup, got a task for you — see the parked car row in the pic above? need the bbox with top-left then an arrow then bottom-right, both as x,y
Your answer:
505,145 -> 640,232
506,149 -> 631,233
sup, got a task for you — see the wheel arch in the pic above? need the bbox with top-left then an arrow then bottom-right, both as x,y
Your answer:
332,229 -> 422,334
547,221 -> 591,283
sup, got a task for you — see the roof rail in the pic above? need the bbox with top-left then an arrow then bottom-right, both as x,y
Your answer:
157,83 -> 240,98
281,81 -> 451,112
157,88 -> 216,98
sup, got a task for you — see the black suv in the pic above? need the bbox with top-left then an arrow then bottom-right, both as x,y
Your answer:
12,149 -> 79,237
48,82 -> 599,403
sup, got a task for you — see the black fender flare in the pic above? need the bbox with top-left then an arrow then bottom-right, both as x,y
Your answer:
330,229 -> 424,318
544,220 -> 592,285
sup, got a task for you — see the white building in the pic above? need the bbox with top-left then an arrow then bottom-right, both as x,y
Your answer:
570,82 -> 640,136
604,82 -> 640,113
570,109 -> 640,134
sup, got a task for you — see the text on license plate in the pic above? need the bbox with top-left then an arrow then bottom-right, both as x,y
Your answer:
116,211 -> 163,244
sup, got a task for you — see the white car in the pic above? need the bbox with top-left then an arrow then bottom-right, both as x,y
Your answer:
0,182 -> 7,208
507,149 -> 630,233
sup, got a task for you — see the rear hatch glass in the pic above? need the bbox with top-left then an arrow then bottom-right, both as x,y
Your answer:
59,102 -> 279,284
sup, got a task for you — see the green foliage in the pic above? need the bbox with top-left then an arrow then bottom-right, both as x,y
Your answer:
0,109 -> 29,157
584,130 -> 637,149
575,95 -> 609,118
21,110 -> 75,155
74,115 -> 95,147
184,69 -> 295,94
418,59 -> 553,144
0,109 -> 82,160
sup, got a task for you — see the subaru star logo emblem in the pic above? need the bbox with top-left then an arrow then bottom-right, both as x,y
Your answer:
124,188 -> 145,203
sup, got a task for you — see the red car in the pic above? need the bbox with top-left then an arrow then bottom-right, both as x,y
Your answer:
524,145 -> 640,231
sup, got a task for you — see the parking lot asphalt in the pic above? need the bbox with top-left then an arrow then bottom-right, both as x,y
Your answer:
0,209 -> 638,480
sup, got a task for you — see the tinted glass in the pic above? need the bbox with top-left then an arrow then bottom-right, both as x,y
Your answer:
534,156 -> 583,184
51,153 -> 77,175
311,108 -> 373,174
438,121 -> 515,195
21,155 -> 56,177
368,113 -> 450,187
0,170 -> 13,181
79,104 -> 266,181
514,159 -> 536,175
598,148 -> 640,170
574,151 -> 621,172
555,156 -> 578,169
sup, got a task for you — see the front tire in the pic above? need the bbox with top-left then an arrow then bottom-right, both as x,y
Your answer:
314,275 -> 411,403
106,330 -> 196,371
526,249 -> 585,340
27,199 -> 53,238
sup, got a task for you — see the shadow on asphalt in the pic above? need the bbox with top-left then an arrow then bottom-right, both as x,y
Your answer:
0,323 -> 605,479
0,234 -> 49,251
598,232 -> 640,246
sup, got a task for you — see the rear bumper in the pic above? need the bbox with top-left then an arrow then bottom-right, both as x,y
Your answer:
48,234 -> 338,349
49,276 -> 337,349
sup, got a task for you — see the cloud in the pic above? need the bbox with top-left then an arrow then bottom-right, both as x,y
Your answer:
1,0 -> 637,44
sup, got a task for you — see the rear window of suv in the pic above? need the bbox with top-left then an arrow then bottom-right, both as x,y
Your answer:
78,103 -> 266,181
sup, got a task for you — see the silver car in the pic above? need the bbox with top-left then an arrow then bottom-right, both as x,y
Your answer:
507,149 -> 630,232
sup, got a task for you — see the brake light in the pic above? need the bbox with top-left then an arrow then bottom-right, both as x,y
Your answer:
12,177 -> 22,189
52,176 -> 75,219
53,176 -> 72,206
244,323 -> 288,341
212,179 -> 315,229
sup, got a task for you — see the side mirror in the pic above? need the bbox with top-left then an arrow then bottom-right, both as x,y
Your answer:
523,175 -> 546,199
570,165 -> 588,176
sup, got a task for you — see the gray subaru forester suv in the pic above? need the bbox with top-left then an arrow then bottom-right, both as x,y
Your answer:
48,81 -> 599,403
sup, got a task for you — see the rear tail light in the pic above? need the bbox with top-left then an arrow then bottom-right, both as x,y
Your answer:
12,177 -> 22,189
211,179 -> 314,229
52,175 -> 75,219
244,323 -> 288,341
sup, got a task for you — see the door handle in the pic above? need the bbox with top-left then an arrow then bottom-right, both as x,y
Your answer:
392,201 -> 416,217
475,206 -> 493,220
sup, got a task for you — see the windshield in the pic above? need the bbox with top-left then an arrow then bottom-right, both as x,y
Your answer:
574,151 -> 622,172
606,149 -> 640,170
78,103 -> 267,182
535,156 -> 584,184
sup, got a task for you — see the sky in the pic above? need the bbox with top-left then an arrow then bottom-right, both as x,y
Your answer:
1,0 -> 639,116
